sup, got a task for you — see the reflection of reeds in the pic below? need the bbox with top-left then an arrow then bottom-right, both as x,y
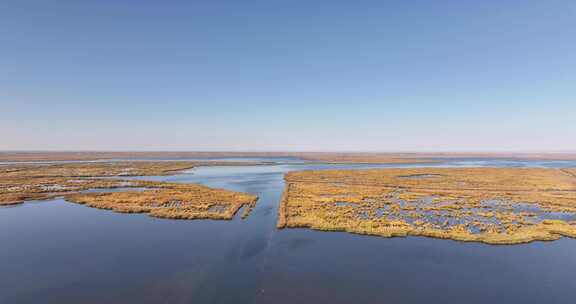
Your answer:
0,199 -> 24,206
279,168 -> 576,245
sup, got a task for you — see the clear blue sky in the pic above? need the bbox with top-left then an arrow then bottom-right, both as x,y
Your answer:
1,0 -> 575,152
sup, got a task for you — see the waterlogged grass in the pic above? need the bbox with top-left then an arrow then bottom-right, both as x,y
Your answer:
66,182 -> 258,220
278,168 -> 576,245
0,161 -> 197,178
0,162 -> 197,205
0,177 -> 142,205
0,162 -> 259,221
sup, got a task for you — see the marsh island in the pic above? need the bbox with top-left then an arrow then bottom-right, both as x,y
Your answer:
278,168 -> 576,244
0,161 -> 258,220
67,182 -> 258,220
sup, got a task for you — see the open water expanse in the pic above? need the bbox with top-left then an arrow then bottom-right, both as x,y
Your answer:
1,158 -> 576,303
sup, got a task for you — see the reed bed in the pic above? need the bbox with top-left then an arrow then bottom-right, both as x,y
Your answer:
278,168 -> 576,245
66,183 -> 258,220
0,162 -> 259,221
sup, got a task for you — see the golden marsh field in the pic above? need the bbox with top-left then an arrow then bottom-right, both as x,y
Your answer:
0,162 -> 196,205
66,183 -> 257,220
278,168 -> 576,244
4,160 -> 576,244
3,156 -> 576,303
0,161 -> 258,221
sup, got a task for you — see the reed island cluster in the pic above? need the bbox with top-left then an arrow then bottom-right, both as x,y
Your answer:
278,168 -> 576,244
2,156 -> 576,245
0,162 -> 258,220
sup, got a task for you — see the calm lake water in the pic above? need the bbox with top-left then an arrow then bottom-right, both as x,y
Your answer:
1,159 -> 576,303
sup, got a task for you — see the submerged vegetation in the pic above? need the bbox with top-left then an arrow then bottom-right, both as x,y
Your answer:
278,168 -> 576,245
0,162 -> 259,221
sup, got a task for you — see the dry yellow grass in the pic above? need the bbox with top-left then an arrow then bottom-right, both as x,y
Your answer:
278,168 -> 576,245
0,177 -> 140,205
0,162 -> 197,205
562,168 -> 576,179
66,183 -> 258,220
0,161 -> 260,221
0,162 -> 261,220
0,161 -> 197,178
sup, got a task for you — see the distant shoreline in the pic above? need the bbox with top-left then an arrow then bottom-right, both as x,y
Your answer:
1,151 -> 576,163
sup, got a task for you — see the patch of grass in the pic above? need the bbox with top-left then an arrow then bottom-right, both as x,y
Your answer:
0,162 -> 259,221
66,182 -> 258,220
278,168 -> 576,245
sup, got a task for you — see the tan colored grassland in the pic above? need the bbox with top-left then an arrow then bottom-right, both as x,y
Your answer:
0,162 -> 198,205
276,183 -> 290,228
562,168 -> 576,179
0,162 -> 259,221
66,182 -> 258,220
0,177 -> 139,205
0,161 -> 197,178
278,168 -> 576,245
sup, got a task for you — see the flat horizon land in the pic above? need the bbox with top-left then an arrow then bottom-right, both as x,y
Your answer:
2,150 -> 576,163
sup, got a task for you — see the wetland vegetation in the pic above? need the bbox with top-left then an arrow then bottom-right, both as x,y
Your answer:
0,161 -> 197,205
2,156 -> 576,303
3,160 -> 576,243
0,161 -> 258,221
278,168 -> 576,244
66,182 -> 258,220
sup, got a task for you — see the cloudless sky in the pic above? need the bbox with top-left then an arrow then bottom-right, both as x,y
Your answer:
1,0 -> 575,152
